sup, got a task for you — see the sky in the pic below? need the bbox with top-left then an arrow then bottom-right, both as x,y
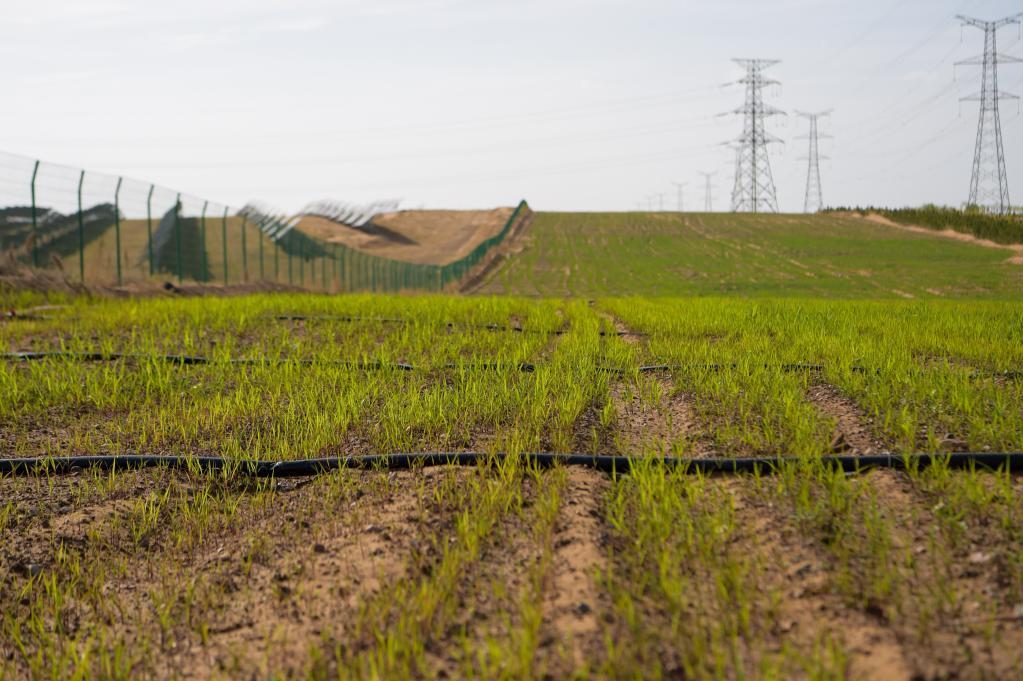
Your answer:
2,0 -> 1023,214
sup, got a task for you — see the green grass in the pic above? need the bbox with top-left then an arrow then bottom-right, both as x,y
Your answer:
480,212 -> 1023,298
0,294 -> 1020,459
3,242 -> 1023,678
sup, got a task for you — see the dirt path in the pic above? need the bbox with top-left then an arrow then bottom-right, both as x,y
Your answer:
605,314 -> 718,457
537,467 -> 611,676
860,213 -> 1023,265
612,376 -> 717,457
806,383 -> 891,455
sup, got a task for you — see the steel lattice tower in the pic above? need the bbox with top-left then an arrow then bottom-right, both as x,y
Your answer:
726,143 -> 741,212
671,182 -> 687,212
725,59 -> 784,213
957,14 -> 1022,214
796,110 -> 831,213
699,172 -> 717,212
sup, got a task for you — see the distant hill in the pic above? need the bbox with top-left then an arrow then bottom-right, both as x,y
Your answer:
478,211 -> 1023,299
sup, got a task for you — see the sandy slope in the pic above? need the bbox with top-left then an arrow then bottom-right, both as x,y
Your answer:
296,208 -> 515,266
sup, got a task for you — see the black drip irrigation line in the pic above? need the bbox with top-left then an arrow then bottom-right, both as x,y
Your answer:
618,364 -> 1017,380
276,315 -> 408,325
614,363 -> 844,375
0,352 -> 420,370
2,351 -> 212,366
2,313 -> 53,322
1,352 -> 1018,380
0,352 -> 537,372
0,353 -> 838,375
3,452 -> 1023,478
274,314 -> 636,338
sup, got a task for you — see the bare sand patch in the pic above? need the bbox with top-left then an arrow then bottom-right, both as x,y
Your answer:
296,208 -> 515,266
860,213 -> 1023,265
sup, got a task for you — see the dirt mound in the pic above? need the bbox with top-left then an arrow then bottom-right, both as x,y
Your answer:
295,208 -> 515,266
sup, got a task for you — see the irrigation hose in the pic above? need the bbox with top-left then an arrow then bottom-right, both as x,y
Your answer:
273,315 -> 634,337
2,352 -> 1018,379
2,452 -> 1023,478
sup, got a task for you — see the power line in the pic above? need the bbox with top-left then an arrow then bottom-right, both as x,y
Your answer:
843,79 -> 960,150
815,0 -> 915,69
957,12 -> 1023,213
849,117 -> 964,161
840,1 -> 983,102
724,59 -> 784,213
843,52 -> 961,148
843,118 -> 970,184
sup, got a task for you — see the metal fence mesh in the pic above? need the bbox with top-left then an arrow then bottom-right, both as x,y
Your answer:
0,152 -> 528,293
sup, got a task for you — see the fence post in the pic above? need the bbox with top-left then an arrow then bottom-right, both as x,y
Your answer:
240,214 -> 248,282
200,201 -> 208,282
114,177 -> 123,285
299,238 -> 305,287
30,160 -> 39,268
331,245 -> 337,291
175,193 -> 183,285
275,233 -> 280,281
76,170 -> 86,282
322,249 -> 327,290
146,185 -> 155,276
346,248 -> 353,291
259,224 -> 265,280
221,206 -> 229,286
288,235 -> 293,285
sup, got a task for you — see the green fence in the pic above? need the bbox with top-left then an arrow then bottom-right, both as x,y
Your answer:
0,151 -> 529,293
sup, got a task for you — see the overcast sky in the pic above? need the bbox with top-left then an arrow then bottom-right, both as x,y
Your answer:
3,0 -> 1023,213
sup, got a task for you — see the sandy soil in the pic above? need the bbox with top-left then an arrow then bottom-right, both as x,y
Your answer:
537,467 -> 610,676
861,213 -> 1023,265
807,383 -> 890,455
730,476 -> 917,680
605,315 -> 717,458
296,208 -> 515,266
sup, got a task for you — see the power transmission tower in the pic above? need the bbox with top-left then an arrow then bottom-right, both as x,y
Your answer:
671,182 -> 687,212
796,110 -> 831,213
957,13 -> 1023,214
723,143 -> 742,213
699,172 -> 717,212
725,59 -> 785,213
656,193 -> 666,211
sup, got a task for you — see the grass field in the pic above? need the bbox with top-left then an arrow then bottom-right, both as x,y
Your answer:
479,211 -> 1023,298
2,287 -> 1023,679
